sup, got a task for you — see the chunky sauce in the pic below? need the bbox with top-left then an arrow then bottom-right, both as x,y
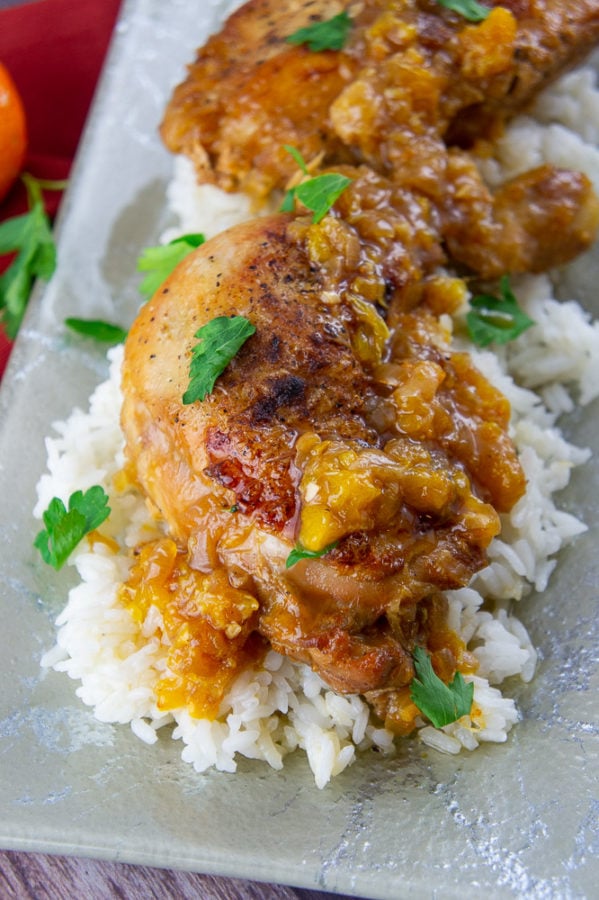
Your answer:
119,539 -> 264,717
119,0 -> 599,728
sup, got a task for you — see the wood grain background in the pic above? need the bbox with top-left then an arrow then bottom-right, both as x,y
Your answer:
0,850 -> 359,899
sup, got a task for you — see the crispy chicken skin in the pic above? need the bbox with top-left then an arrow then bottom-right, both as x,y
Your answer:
121,1 -> 599,717
162,0 -> 599,190
122,214 -> 376,549
121,211 -> 524,698
161,0 -> 599,277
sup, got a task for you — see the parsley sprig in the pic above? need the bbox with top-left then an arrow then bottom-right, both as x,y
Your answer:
281,146 -> 352,223
65,318 -> 128,344
410,646 -> 474,728
435,0 -> 490,22
34,486 -> 111,570
63,234 -> 206,344
467,275 -> 535,347
0,174 -> 62,339
285,540 -> 339,568
286,11 -> 352,51
183,315 -> 256,404
137,233 -> 205,298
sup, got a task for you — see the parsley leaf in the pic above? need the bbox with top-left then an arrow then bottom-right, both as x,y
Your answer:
0,174 -> 58,339
283,144 -> 309,175
295,174 -> 353,224
286,11 -> 352,51
182,315 -> 256,404
285,541 -> 339,569
65,317 -> 128,344
281,146 -> 352,223
34,486 -> 111,570
466,275 -> 534,347
280,189 -> 297,213
435,0 -> 491,22
137,233 -> 205,298
410,646 -> 474,728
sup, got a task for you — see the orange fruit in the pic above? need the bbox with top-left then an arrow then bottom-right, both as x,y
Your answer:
0,62 -> 27,202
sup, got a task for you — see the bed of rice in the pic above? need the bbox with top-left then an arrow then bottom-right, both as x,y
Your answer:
36,64 -> 599,788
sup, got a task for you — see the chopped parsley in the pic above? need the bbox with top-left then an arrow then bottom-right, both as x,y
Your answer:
65,317 -> 128,344
137,233 -> 205,298
34,486 -> 111,571
182,315 -> 256,404
286,11 -> 352,51
435,0 -> 491,22
285,540 -> 339,569
0,174 -> 62,339
280,146 -> 352,223
467,275 -> 535,347
410,646 -> 474,728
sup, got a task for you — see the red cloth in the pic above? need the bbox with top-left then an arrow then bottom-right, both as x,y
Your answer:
0,0 -> 122,374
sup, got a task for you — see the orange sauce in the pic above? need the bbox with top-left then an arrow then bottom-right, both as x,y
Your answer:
119,538 -> 264,718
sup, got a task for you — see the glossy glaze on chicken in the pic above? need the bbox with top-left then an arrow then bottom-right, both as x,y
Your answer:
121,1 -> 599,731
162,0 -> 599,277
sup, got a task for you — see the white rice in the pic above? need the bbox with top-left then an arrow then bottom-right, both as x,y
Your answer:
37,64 -> 599,788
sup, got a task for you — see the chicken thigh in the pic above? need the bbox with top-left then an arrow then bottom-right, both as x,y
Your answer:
161,0 -> 599,277
121,0 -> 599,726
121,208 -> 525,715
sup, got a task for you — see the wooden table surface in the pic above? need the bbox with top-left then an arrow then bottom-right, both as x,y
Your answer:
0,850 -> 359,899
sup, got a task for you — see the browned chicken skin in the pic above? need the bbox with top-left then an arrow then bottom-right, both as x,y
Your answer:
121,206 -> 523,706
161,0 -> 599,276
162,0 -> 599,188
120,1 -> 599,726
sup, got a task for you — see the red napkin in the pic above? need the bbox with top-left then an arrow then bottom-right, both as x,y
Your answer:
0,0 -> 122,375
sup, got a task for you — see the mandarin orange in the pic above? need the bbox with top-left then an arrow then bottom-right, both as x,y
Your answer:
0,62 -> 27,202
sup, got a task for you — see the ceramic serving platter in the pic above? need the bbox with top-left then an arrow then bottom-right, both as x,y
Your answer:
0,1 -> 597,896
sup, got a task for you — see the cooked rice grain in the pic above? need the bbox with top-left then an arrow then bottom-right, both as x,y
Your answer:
37,65 -> 599,787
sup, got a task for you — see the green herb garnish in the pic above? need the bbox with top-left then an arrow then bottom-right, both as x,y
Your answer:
65,317 -> 128,344
435,0 -> 491,22
285,540 -> 339,569
34,486 -> 111,571
281,146 -> 352,224
466,275 -> 534,347
410,646 -> 474,728
284,145 -> 310,176
0,174 -> 61,339
286,11 -> 352,51
137,233 -> 205,298
182,315 -> 256,404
